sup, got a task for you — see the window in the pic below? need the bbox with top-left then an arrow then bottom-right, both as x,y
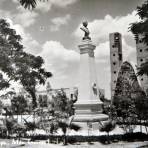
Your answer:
113,54 -> 115,56
140,49 -> 142,52
141,78 -> 143,81
112,45 -> 115,48
119,54 -> 122,61
140,59 -> 143,62
113,62 -> 116,65
114,71 -> 116,74
114,80 -> 116,83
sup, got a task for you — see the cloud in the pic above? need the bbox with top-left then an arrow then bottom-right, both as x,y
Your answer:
13,0 -> 78,13
50,14 -> 71,31
50,0 -> 78,7
0,9 -> 12,20
41,40 -> 79,63
0,0 -> 5,6
95,39 -> 136,62
0,2 -> 38,28
40,41 -> 79,88
6,19 -> 41,55
74,11 -> 139,43
14,6 -> 38,28
36,1 -> 52,13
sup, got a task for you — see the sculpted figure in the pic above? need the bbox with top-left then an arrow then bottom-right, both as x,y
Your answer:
80,21 -> 91,40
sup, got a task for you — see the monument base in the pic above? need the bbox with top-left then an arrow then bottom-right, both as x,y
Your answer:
74,114 -> 108,122
74,101 -> 108,122
73,101 -> 108,134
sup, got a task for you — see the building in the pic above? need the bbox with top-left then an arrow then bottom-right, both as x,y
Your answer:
109,32 -> 123,99
36,82 -> 78,108
135,34 -> 148,94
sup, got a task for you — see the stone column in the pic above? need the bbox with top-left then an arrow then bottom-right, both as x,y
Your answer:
74,39 -> 108,122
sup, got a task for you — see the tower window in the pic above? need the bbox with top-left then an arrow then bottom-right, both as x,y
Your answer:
114,71 -> 116,74
114,80 -> 116,83
141,78 -> 143,81
112,45 -> 115,48
139,40 -> 142,43
140,49 -> 142,52
113,62 -> 116,65
119,54 -> 122,61
113,54 -> 115,56
140,59 -> 143,62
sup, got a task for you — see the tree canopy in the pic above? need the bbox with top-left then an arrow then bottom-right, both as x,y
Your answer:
18,0 -> 48,9
0,19 -> 52,108
130,0 -> 148,45
130,0 -> 148,78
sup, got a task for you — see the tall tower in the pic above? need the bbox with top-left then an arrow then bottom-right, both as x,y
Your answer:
135,34 -> 148,94
109,32 -> 123,100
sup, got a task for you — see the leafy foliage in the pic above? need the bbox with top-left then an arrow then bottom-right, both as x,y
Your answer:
19,0 -> 48,9
99,120 -> 116,134
111,62 -> 148,133
38,89 -> 80,145
23,118 -> 37,131
130,0 -> 148,45
0,19 -> 52,108
11,95 -> 28,115
130,1 -> 148,79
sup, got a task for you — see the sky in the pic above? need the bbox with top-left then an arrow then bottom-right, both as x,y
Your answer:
0,0 -> 145,99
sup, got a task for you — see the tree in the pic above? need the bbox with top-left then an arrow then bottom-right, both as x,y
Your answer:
130,0 -> 148,77
40,89 -> 80,145
130,0 -> 148,45
23,118 -> 37,132
18,0 -> 48,9
112,73 -> 137,133
58,120 -> 81,145
99,120 -> 116,143
11,95 -> 28,115
130,1 -> 148,131
0,19 -> 52,108
134,92 -> 148,133
4,117 -> 17,136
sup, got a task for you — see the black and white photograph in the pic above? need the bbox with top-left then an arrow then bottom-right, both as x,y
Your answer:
0,0 -> 148,147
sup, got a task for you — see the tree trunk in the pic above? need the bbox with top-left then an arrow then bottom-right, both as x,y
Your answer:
21,114 -> 22,123
27,88 -> 37,109
63,132 -> 67,145
140,120 -> 142,133
144,120 -> 148,134
107,132 -> 110,144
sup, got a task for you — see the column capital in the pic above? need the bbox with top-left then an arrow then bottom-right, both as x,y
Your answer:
78,39 -> 96,56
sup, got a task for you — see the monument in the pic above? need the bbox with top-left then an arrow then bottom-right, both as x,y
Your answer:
73,21 -> 108,132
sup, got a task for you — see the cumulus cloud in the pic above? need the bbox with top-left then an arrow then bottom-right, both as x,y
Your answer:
13,0 -> 78,13
50,0 -> 78,7
39,41 -> 79,87
6,19 -> 41,55
50,14 -> 71,31
14,6 -> 38,28
41,40 -> 79,63
36,1 -> 52,13
74,11 -> 139,43
74,10 -> 138,75
95,39 -> 135,63
0,9 -> 12,20
0,3 -> 38,28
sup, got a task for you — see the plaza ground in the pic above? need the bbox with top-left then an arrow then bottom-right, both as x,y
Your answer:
0,139 -> 148,148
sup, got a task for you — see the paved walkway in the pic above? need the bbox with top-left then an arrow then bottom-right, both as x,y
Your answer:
0,140 -> 148,148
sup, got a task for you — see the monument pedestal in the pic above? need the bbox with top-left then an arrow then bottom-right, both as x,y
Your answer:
73,39 -> 108,131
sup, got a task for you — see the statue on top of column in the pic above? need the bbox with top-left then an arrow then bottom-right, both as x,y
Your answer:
80,21 -> 91,40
